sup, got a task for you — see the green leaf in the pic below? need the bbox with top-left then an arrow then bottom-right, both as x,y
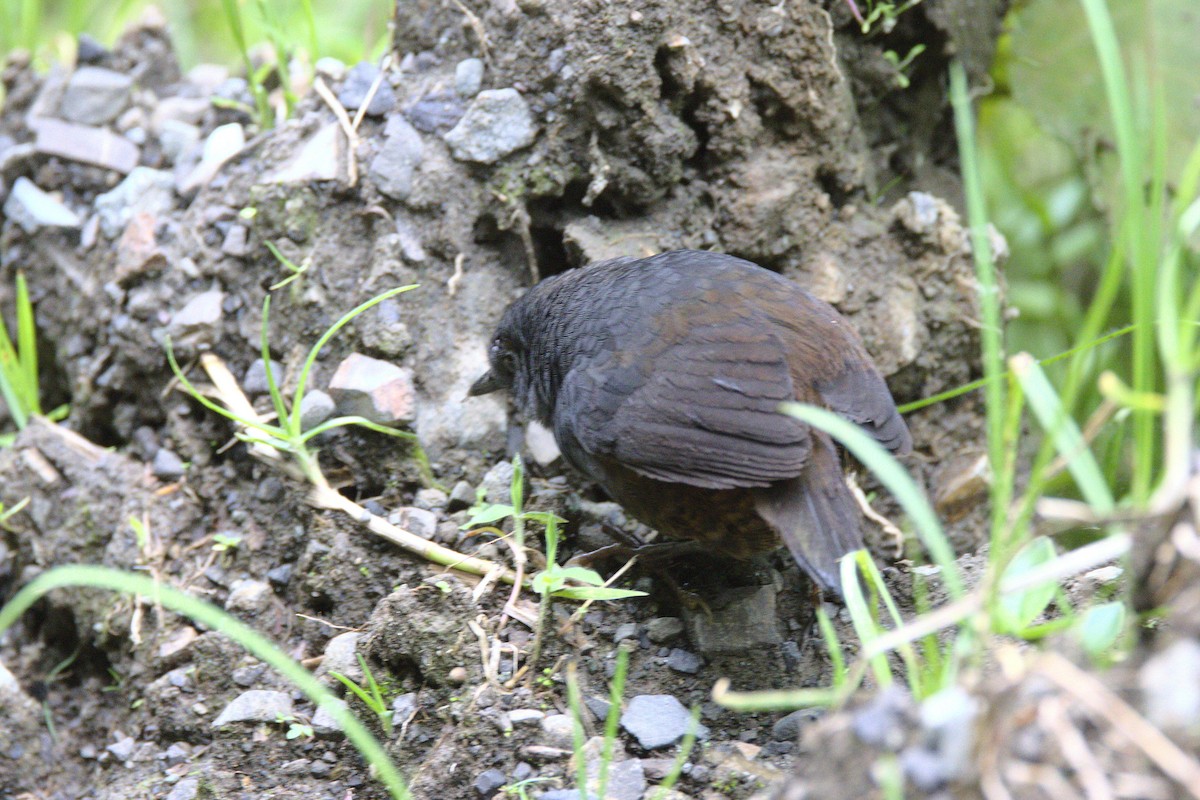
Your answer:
1079,600 -> 1125,660
551,587 -> 648,601
996,537 -> 1058,634
520,511 -> 568,526
460,504 -> 514,529
549,566 -> 607,586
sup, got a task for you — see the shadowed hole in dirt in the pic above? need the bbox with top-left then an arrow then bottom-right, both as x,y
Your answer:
749,76 -> 804,139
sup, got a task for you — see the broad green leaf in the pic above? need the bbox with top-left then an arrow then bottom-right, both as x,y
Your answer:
1079,600 -> 1126,660
459,504 -> 513,529
997,537 -> 1058,634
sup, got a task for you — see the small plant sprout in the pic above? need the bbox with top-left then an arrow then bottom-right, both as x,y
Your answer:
329,653 -> 394,738
0,497 -> 29,530
1,272 -> 67,443
212,533 -> 242,553
265,240 -> 311,291
276,713 -> 315,740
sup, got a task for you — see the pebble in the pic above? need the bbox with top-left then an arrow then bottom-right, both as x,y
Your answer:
106,735 -> 136,761
665,649 -> 703,675
443,88 -> 537,164
169,289 -> 224,333
319,631 -> 363,681
613,622 -> 639,643
166,777 -> 200,800
448,480 -> 475,512
404,90 -> 465,133
369,114 -> 423,201
392,692 -> 418,723
686,585 -> 781,655
151,448 -> 186,480
393,506 -> 437,539
94,166 -> 175,238
265,563 -> 293,587
508,708 -> 545,726
268,122 -> 342,184
480,460 -> 515,506
771,708 -> 821,741
412,488 -> 448,512
178,123 -> 245,193
211,689 -> 293,727
540,713 -> 576,749
33,117 -> 138,173
58,66 -> 133,125
311,698 -> 348,735
338,61 -> 396,117
455,58 -> 485,97
645,617 -> 684,643
221,223 -> 252,257
328,353 -> 416,426
242,359 -> 283,396
620,695 -> 709,750
3,177 -> 81,233
224,580 -> 273,614
298,390 -> 336,430
852,685 -> 911,750
473,768 -> 506,796
76,33 -> 108,63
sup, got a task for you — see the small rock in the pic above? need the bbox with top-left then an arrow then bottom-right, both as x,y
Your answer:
94,166 -> 175,238
771,708 -> 821,741
509,708 -> 545,726
315,57 -> 347,80
392,692 -> 418,723
328,353 -> 416,426
369,115 -> 423,201
480,460 -> 515,506
895,191 -> 942,236
169,289 -> 224,334
540,713 -> 576,749
448,666 -> 469,685
645,617 -> 684,643
309,760 -> 332,777
211,689 -> 293,727
473,768 -> 507,796
115,212 -> 167,282
320,631 -> 363,681
686,585 -> 781,655
665,649 -> 702,675
242,359 -> 283,396
221,224 -> 252,257
3,177 -> 81,233
166,777 -> 200,800
338,61 -> 395,116
448,481 -> 475,512
412,488 -> 448,512
33,118 -> 139,173
584,696 -> 611,722
443,88 -> 537,164
162,742 -> 191,766
156,626 -> 197,660
58,66 -> 133,125
455,58 -> 485,97
179,123 -> 245,193
76,33 -> 108,64
621,695 -> 709,750
159,119 -> 201,163
613,622 -> 639,643
852,685 -> 911,750
151,448 -> 186,480
106,735 -> 136,761
404,90 -> 465,133
266,564 -> 293,587
311,698 -> 348,735
901,745 -> 948,792
225,579 -> 273,614
299,390 -> 336,430
394,506 -> 437,539
269,122 -> 343,184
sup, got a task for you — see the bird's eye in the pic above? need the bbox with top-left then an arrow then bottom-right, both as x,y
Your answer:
491,339 -> 517,374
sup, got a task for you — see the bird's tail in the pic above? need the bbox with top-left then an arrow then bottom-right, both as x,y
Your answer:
754,431 -> 864,596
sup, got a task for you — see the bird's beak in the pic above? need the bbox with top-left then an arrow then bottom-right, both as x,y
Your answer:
468,370 -> 503,397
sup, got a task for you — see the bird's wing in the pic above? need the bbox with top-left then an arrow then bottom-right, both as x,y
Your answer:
554,324 -> 812,491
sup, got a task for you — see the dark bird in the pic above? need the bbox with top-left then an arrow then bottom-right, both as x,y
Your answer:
469,250 -> 911,595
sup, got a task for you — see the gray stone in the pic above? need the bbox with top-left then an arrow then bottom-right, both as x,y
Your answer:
315,57 -> 347,81
412,488 -> 448,512
319,631 -> 363,680
665,649 -> 703,674
473,768 -> 506,796
299,390 -> 336,430
393,506 -> 437,539
225,580 -> 273,614
918,685 -> 978,782
369,115 -> 423,201
163,742 -> 191,766
405,90 -> 465,133
178,123 -> 245,193
338,61 -> 395,117
771,708 -> 821,741
242,359 -> 283,396
540,713 -> 576,749
33,118 -> 139,173
211,689 -> 293,727
94,166 -> 175,238
76,34 -> 108,64
169,289 -> 224,333
448,480 -> 475,511
151,448 -> 185,480
394,215 -> 427,262
392,692 -> 418,723
620,695 -> 708,750
508,708 -> 545,726
328,353 -> 416,426
645,617 -> 685,643
221,223 -> 252,257
686,585 -> 781,655
152,96 -> 210,131
269,122 -> 342,184
106,735 -> 136,761
613,623 -> 639,643
311,698 -> 348,735
598,758 -> 646,800
58,66 -> 133,125
158,119 -> 201,163
443,88 -> 537,164
455,58 -> 485,97
480,460 -> 515,506
3,177 -> 80,233
1141,639 -> 1200,729
166,777 -> 200,800
852,685 -> 911,750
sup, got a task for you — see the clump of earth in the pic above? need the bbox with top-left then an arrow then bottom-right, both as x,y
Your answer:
3,2 -> 1196,799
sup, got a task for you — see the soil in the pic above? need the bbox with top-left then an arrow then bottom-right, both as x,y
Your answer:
2,2 -> 1197,800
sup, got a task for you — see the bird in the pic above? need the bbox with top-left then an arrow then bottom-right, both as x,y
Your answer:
468,250 -> 911,596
